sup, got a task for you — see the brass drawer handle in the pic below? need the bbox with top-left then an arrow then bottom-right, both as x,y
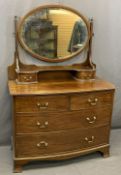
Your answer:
36,121 -> 49,128
37,102 -> 49,109
86,116 -> 97,124
85,136 -> 95,144
23,76 -> 32,81
88,98 -> 98,106
37,141 -> 48,148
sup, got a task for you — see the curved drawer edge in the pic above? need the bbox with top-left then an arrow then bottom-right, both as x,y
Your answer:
14,144 -> 109,161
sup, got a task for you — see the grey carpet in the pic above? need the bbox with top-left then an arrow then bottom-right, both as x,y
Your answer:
0,129 -> 121,175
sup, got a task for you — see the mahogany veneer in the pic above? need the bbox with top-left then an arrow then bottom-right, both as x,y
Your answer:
8,78 -> 115,172
8,5 -> 115,173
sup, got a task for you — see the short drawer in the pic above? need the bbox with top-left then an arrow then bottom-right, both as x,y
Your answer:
16,108 -> 112,133
71,91 -> 114,110
16,72 -> 38,83
15,95 -> 69,113
15,126 -> 109,158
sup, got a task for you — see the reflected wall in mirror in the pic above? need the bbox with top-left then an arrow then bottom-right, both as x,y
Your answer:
18,5 -> 90,62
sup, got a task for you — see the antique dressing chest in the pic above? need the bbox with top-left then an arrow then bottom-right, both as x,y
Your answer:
8,4 -> 115,173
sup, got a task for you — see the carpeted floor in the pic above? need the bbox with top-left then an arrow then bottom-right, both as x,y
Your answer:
0,129 -> 121,175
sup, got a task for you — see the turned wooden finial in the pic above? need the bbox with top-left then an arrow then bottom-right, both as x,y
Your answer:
14,16 -> 20,72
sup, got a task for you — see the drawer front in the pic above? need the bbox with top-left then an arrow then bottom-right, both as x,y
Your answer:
15,126 -> 109,158
15,95 -> 69,113
16,108 -> 111,133
71,91 -> 113,110
17,73 -> 38,83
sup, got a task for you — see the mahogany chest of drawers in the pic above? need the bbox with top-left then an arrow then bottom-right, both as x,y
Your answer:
8,78 -> 115,172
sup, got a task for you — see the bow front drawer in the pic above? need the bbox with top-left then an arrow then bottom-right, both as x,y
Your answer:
70,91 -> 114,110
16,108 -> 111,133
15,95 -> 69,113
15,126 -> 109,158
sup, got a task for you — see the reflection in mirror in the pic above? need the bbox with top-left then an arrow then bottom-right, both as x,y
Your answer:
19,7 -> 89,61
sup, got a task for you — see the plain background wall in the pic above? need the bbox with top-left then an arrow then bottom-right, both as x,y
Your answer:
0,0 -> 121,145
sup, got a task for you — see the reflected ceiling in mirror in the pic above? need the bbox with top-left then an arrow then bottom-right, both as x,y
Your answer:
18,5 -> 90,62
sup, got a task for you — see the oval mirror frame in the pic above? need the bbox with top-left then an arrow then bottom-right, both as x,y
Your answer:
17,4 -> 90,63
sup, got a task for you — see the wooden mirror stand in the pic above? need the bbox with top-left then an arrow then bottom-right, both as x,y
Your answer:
8,16 -> 96,84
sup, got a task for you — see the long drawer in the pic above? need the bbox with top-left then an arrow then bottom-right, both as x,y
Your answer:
71,91 -> 113,110
15,126 -> 109,158
16,108 -> 112,133
15,95 -> 69,113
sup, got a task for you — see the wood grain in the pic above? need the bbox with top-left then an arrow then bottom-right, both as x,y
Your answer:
16,108 -> 112,133
8,78 -> 115,95
15,95 -> 69,113
8,4 -> 115,172
9,78 -> 115,172
71,91 -> 114,110
15,126 -> 109,158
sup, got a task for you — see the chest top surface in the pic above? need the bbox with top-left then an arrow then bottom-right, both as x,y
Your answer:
8,78 -> 115,96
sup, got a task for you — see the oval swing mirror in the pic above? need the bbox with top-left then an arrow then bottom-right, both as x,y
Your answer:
18,5 -> 90,62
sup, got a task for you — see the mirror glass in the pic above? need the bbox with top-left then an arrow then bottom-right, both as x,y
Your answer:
18,6 -> 89,62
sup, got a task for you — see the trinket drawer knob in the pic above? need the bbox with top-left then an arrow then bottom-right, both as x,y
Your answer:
36,102 -> 49,109
23,76 -> 32,81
